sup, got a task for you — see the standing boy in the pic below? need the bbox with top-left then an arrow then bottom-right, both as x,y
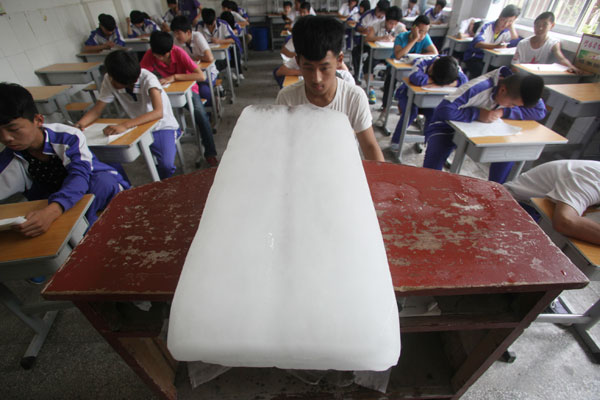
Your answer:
77,51 -> 181,179
0,83 -> 129,234
422,66 -> 546,183
276,16 -> 384,162
140,31 -> 218,167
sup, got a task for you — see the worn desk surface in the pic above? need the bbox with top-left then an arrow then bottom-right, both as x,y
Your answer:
25,85 -> 71,101
164,80 -> 195,95
44,162 -> 586,301
35,62 -> 101,73
546,82 -> 600,104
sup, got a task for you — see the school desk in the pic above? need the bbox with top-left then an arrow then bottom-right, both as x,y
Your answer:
446,35 -> 471,57
449,119 -> 568,181
76,47 -> 132,62
391,77 -> 455,162
365,41 -> 394,92
25,85 -> 72,122
198,60 -> 219,124
35,62 -> 103,89
121,37 -> 151,52
41,162 -> 588,400
531,197 -> 600,361
85,118 -> 161,182
513,63 -> 591,85
481,47 -> 516,74
0,194 -> 93,368
282,75 -> 300,87
211,43 -> 236,102
164,80 -> 198,139
380,58 -> 413,135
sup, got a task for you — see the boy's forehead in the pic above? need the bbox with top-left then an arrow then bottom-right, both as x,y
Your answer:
298,51 -> 339,64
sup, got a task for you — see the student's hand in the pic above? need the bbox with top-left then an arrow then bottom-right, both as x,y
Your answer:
495,42 -> 508,49
478,108 -> 504,123
384,34 -> 395,42
14,203 -> 63,238
105,41 -> 116,49
160,76 -> 176,85
126,17 -> 131,24
569,66 -> 584,75
103,124 -> 128,135
140,33 -> 151,38
409,29 -> 419,42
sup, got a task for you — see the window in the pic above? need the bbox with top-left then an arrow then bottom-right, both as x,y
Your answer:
504,0 -> 600,35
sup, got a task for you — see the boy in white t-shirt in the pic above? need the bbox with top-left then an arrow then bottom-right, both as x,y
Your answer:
276,16 -> 384,162
76,50 -> 181,180
512,12 -> 581,73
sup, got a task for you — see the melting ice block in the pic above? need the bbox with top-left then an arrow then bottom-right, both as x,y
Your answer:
168,105 -> 400,371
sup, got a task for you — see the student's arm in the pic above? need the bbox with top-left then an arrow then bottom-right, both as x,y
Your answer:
212,36 -> 235,45
356,126 -> 385,161
281,45 -> 296,58
551,42 -> 582,73
83,43 -> 110,52
160,65 -> 206,85
475,41 -> 506,50
434,90 -> 484,122
422,42 -> 438,55
502,99 -> 546,121
394,32 -> 418,59
16,202 -> 63,237
366,26 -> 395,42
104,88 -> 164,135
77,101 -> 108,129
275,65 -> 302,77
126,18 -> 135,38
553,201 -> 600,245
201,48 -> 215,63
408,60 -> 431,86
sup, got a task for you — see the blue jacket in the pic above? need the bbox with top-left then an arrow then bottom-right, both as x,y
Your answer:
424,66 -> 546,138
0,124 -> 129,211
85,27 -> 125,47
463,21 -> 520,61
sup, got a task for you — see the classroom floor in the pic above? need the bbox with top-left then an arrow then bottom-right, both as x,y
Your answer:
1,50 -> 599,400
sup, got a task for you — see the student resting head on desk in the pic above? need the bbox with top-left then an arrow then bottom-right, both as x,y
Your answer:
504,160 -> 600,245
83,13 -> 125,53
0,83 -> 130,236
126,10 -> 160,39
512,12 -> 582,74
76,50 -> 182,179
424,0 -> 447,25
141,31 -> 218,167
463,4 -> 521,78
276,16 -> 384,162
422,66 -> 545,184
387,55 -> 468,147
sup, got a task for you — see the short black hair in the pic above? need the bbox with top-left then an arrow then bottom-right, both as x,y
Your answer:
535,11 -> 555,24
150,31 -> 174,55
283,1 -> 292,7
413,15 -> 430,26
300,1 -> 311,11
167,0 -> 177,4
220,11 -> 235,28
386,6 -> 401,22
359,0 -> 370,12
171,15 -> 192,32
472,20 -> 483,35
502,74 -> 544,108
375,0 -> 390,12
221,0 -> 230,8
409,0 -> 417,3
500,5 -> 521,19
435,0 -> 447,8
202,8 -> 216,25
130,10 -> 145,24
98,13 -> 116,31
104,50 -> 141,86
229,1 -> 240,12
430,56 -> 459,86
0,83 -> 38,125
292,16 -> 344,61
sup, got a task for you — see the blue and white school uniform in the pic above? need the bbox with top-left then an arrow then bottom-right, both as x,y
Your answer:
84,27 -> 125,47
162,8 -> 179,25
175,31 -> 219,105
98,69 -> 181,179
423,66 -> 546,183
0,124 -> 129,225
391,55 -> 468,145
463,21 -> 520,62
129,19 -> 160,38
424,7 -> 447,24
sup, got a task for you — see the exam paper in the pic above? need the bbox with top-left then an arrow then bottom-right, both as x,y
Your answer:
84,124 -> 132,146
520,63 -> 570,72
422,86 -> 457,93
0,216 -> 26,231
451,119 -> 522,138
493,47 -> 516,55
375,41 -> 394,48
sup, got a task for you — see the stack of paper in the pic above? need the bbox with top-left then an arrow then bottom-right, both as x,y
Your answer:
84,124 -> 132,146
0,216 -> 26,231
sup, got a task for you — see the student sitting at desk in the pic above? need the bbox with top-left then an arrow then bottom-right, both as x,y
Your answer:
282,1 -> 294,25
221,1 -> 249,28
140,31 -> 218,167
0,83 -> 130,235
126,10 -> 160,38
288,0 -> 316,23
171,16 -> 218,107
364,6 -> 406,104
351,0 -> 390,83
422,66 -> 546,183
424,0 -> 448,25
83,13 -> 125,53
463,4 -> 521,78
512,12 -> 581,73
376,15 -> 437,126
338,0 -> 359,20
504,160 -> 600,245
276,16 -> 384,162
455,17 -> 482,39
389,55 -> 468,150
403,0 -> 419,18
159,0 -> 181,32
76,50 -> 182,179
220,11 -> 242,35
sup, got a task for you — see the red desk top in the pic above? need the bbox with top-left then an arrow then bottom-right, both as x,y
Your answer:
43,162 -> 587,301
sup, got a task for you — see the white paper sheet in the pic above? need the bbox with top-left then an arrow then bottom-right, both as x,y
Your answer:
84,124 -> 132,146
520,63 -> 570,72
375,41 -> 394,48
451,119 -> 522,138
168,105 -> 400,371
0,216 -> 26,231
493,47 -> 516,55
402,54 -> 434,63
422,86 -> 457,93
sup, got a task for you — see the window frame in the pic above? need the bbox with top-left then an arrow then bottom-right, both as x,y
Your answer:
505,0 -> 597,36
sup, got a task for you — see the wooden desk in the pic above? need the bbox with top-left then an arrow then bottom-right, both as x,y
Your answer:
392,77 -> 456,162
121,37 -> 151,52
449,119 -> 568,181
282,75 -> 300,87
365,41 -> 394,92
85,118 -> 160,182
42,163 -> 588,400
380,58 -> 413,136
1,195 -> 93,368
513,63 -> 589,85
531,198 -> 600,361
35,62 -> 103,88
210,43 -> 236,102
447,35 -> 471,57
482,47 -> 516,74
26,85 -> 71,122
77,47 -> 132,62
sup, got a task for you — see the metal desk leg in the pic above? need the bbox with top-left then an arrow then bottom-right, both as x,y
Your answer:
91,70 -> 103,90
233,46 -> 241,86
207,76 -> 218,125
225,49 -> 236,103
448,40 -> 456,57
185,90 -> 197,133
382,68 -> 398,135
482,53 -> 492,74
365,46 -> 373,92
450,134 -> 468,174
357,35 -> 364,83
544,96 -> 566,129
138,132 -> 161,182
242,33 -> 248,68
506,161 -> 526,182
394,89 -> 415,163
56,94 -> 71,123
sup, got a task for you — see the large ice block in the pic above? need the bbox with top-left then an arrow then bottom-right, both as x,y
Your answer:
168,105 -> 400,371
